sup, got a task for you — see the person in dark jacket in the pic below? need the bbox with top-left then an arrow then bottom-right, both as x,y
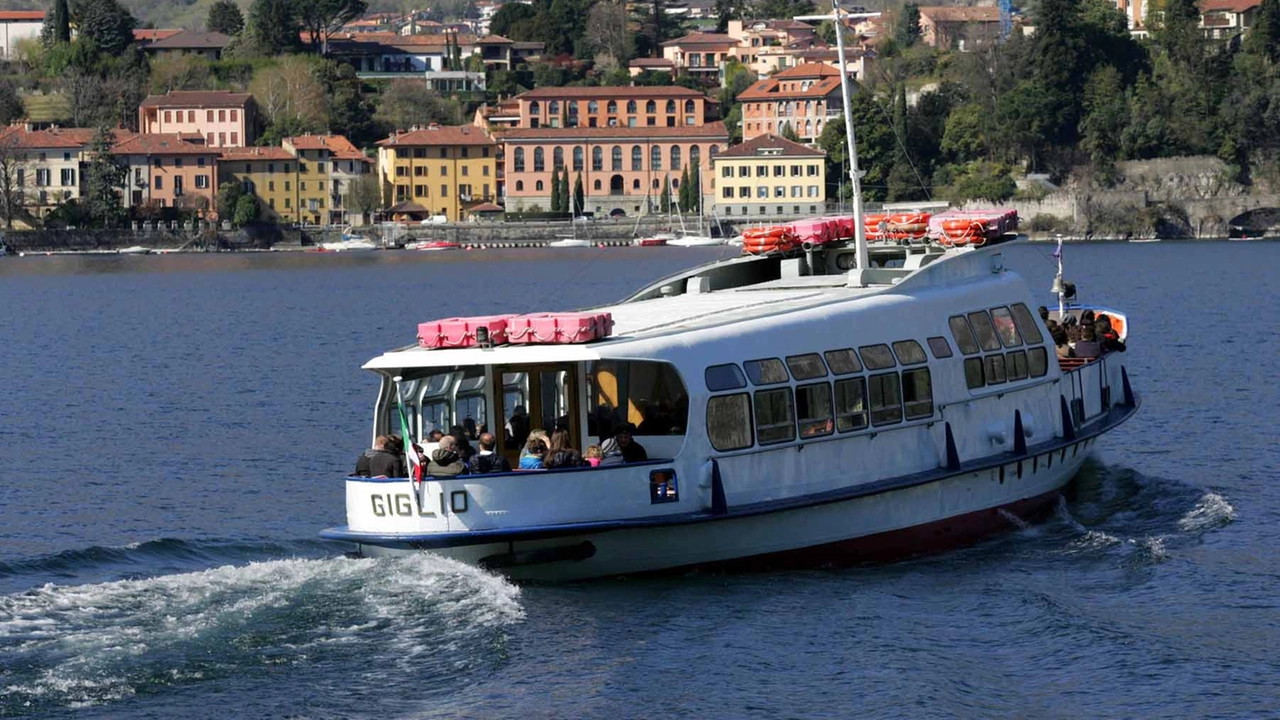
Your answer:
1073,326 -> 1102,359
426,435 -> 468,477
469,432 -> 512,474
614,423 -> 648,463
1096,317 -> 1126,353
354,435 -> 406,477
543,429 -> 585,469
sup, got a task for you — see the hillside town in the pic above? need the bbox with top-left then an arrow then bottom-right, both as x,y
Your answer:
0,0 -> 1276,236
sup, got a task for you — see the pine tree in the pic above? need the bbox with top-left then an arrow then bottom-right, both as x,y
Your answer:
84,127 -> 127,229
687,162 -> 701,213
894,4 -> 921,47
249,0 -> 302,54
42,0 -> 71,46
660,175 -> 671,213
76,0 -> 137,56
1244,0 -> 1280,62
207,0 -> 245,35
678,165 -> 691,212
550,167 -> 563,213
573,173 -> 584,216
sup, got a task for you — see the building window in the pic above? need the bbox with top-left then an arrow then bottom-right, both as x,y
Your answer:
593,179 -> 601,191
218,110 -> 226,122
607,100 -> 617,114
573,147 -> 583,171
231,109 -> 238,121
650,145 -> 662,171
707,394 -> 752,452
218,132 -> 226,145
588,100 -> 599,113
626,99 -> 637,114
195,175 -> 209,189
666,99 -> 676,114
206,110 -> 213,122
592,147 -> 603,171
631,145 -> 642,171
534,147 -> 545,172
740,187 -> 750,198
514,147 -> 525,172
164,110 -> 171,123
553,146 -> 564,170
441,185 -> 448,197
754,388 -> 795,445
807,186 -> 819,197
612,146 -> 622,171
154,176 -> 163,189
516,180 -> 523,191
670,145 -> 682,171
536,180 -> 543,191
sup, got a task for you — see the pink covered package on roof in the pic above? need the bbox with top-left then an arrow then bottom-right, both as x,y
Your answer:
824,215 -> 857,239
417,315 -> 511,349
790,218 -> 834,246
508,312 -> 614,344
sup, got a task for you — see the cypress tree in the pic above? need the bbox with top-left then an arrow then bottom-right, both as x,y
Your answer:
550,168 -> 563,213
573,173 -> 584,216
688,162 -> 701,213
660,175 -> 671,213
51,0 -> 71,44
678,165 -> 691,212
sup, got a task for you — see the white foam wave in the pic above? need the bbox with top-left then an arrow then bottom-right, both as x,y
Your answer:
997,509 -> 1031,530
0,553 -> 522,711
1130,536 -> 1169,561
1177,492 -> 1237,533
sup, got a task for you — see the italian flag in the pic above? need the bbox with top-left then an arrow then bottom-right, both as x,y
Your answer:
395,384 -> 424,484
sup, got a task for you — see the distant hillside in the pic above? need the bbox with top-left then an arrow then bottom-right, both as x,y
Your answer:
5,0 -> 411,32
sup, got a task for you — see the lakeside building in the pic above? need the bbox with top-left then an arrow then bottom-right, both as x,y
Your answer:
375,124 -> 498,222
660,32 -> 738,79
738,63 -> 844,144
512,86 -> 718,129
712,133 -> 826,219
0,10 -> 44,61
112,133 -> 218,216
138,91 -> 257,149
218,135 -> 371,226
918,6 -> 1003,51
0,125 -> 94,219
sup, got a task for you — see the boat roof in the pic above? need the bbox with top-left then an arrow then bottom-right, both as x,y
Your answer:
363,243 -> 1012,372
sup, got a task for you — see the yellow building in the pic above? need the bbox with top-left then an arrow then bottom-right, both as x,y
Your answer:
375,124 -> 497,222
218,135 -> 370,226
712,133 -> 826,220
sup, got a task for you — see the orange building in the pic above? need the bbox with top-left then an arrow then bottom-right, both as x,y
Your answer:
513,86 -> 718,129
738,63 -> 844,144
112,133 -> 218,217
138,90 -> 257,149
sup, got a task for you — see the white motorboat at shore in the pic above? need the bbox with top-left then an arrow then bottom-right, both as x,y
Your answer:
548,238 -> 595,248
319,4 -> 1140,581
118,245 -> 151,255
319,237 -> 378,252
668,235 -> 725,247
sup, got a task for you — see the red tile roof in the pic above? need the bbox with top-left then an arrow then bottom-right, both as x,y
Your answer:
134,29 -> 182,43
0,125 -> 96,149
518,85 -> 707,99
773,62 -> 842,79
477,34 -> 513,44
286,134 -> 367,159
714,133 -> 824,159
1200,0 -> 1261,12
219,146 -> 296,161
112,134 -> 218,156
140,90 -> 253,109
376,125 -> 496,146
145,30 -> 231,50
737,74 -> 842,102
502,122 -> 730,141
0,10 -> 45,21
467,202 -> 504,212
919,6 -> 1002,23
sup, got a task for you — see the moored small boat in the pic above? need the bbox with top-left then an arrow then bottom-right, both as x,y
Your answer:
407,239 -> 461,251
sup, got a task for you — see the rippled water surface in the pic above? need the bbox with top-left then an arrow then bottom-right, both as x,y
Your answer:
1,242 -> 1277,718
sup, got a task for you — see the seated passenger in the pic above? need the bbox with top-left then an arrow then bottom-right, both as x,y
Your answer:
543,429 -> 585,469
1052,326 -> 1074,360
520,429 -> 548,463
505,405 -> 530,450
1073,326 -> 1102,359
519,437 -> 547,470
354,435 -> 406,478
584,445 -> 603,467
597,438 -> 624,467
1038,306 -> 1050,322
1096,317 -> 1127,353
426,435 -> 468,477
449,425 -> 475,463
428,429 -> 445,443
615,423 -> 648,463
469,432 -> 512,474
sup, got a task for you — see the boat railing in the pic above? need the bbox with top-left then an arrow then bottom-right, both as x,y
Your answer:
345,457 -> 677,483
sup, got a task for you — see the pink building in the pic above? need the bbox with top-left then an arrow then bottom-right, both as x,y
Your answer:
112,133 -> 219,217
138,91 -> 257,149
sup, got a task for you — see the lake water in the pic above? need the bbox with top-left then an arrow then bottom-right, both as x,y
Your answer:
1,242 -> 1278,718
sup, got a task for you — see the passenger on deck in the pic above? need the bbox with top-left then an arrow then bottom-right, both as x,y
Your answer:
469,432 -> 512,474
449,425 -> 475,463
519,436 -> 547,470
1039,306 -> 1050,322
1096,317 -> 1126,353
584,445 -> 603,467
1052,326 -> 1074,359
544,429 -> 586,469
426,435 -> 468,477
428,429 -> 445,443
354,435 -> 407,478
1074,326 -> 1102,359
463,417 -> 477,440
598,438 -> 624,467
505,405 -> 530,450
614,423 -> 648,463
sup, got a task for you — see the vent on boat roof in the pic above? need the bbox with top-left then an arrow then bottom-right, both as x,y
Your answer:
416,312 -> 614,349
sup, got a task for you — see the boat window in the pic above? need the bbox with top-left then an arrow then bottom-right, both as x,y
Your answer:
990,307 -> 1023,348
834,377 -> 868,432
964,357 -> 985,389
707,394 -> 753,451
984,354 -> 1007,384
786,353 -> 828,380
967,311 -> 1003,352
858,344 -> 897,371
588,360 -> 689,438
948,316 -> 981,355
1006,350 -> 1029,381
824,348 -> 862,375
754,388 -> 796,444
705,363 -> 747,391
927,336 -> 953,359
796,382 -> 834,438
891,340 -> 927,366
1028,347 -> 1049,377
744,358 -> 789,385
902,368 -> 933,419
501,372 -> 529,450
868,373 -> 902,425
1010,303 -> 1045,345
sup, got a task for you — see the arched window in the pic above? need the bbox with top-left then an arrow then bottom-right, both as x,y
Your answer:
573,147 -> 583,171
632,178 -> 640,190
709,144 -> 719,159
626,100 -> 637,114
549,100 -> 560,116
611,146 -> 622,171
553,147 -> 564,170
665,99 -> 675,113
593,146 -> 603,171
670,145 -> 681,171
805,119 -> 813,137
653,178 -> 660,189
529,100 -> 540,116
588,100 -> 599,113
514,147 -> 525,172
684,99 -> 695,113
607,100 -> 617,114
593,179 -> 601,191
516,180 -> 523,191
534,147 -> 545,172
536,180 -> 543,191
690,145 -> 700,168
650,145 -> 662,171
646,100 -> 656,113
630,145 -> 641,171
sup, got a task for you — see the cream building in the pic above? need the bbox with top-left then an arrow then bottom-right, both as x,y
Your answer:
712,133 -> 826,220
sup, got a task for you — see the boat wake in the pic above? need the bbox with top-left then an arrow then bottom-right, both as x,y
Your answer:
0,553 -> 523,714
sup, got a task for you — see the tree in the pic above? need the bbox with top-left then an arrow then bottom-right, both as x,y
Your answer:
586,1 -> 631,63
298,0 -> 368,54
347,172 -> 382,221
714,0 -> 739,33
659,174 -> 671,213
233,194 -> 260,226
248,55 -> 328,133
1244,0 -> 1280,63
895,4 -> 921,47
217,181 -> 244,221
207,0 -> 245,35
550,167 -> 563,213
41,0 -> 72,46
941,102 -> 987,163
573,173 -> 584,216
687,161 -> 701,213
1079,64 -> 1128,185
75,0 -> 137,56
780,121 -> 799,142
0,133 -> 28,229
249,0 -> 302,55
946,161 -> 1016,204
817,92 -> 897,202
374,81 -> 463,131
320,62 -> 380,147
83,127 -> 127,229
490,2 -> 537,38
149,54 -> 214,93
0,80 -> 23,126
678,165 -> 691,212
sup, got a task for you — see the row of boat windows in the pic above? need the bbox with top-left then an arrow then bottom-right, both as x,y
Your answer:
947,303 -> 1050,390
704,339 -> 947,393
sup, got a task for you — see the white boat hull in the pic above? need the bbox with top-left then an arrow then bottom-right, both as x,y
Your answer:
548,239 -> 594,248
669,236 -> 724,247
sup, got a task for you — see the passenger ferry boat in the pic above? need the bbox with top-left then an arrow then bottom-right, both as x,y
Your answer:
319,6 -> 1140,580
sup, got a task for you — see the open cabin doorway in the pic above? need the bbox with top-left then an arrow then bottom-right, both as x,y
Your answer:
492,364 -> 582,467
